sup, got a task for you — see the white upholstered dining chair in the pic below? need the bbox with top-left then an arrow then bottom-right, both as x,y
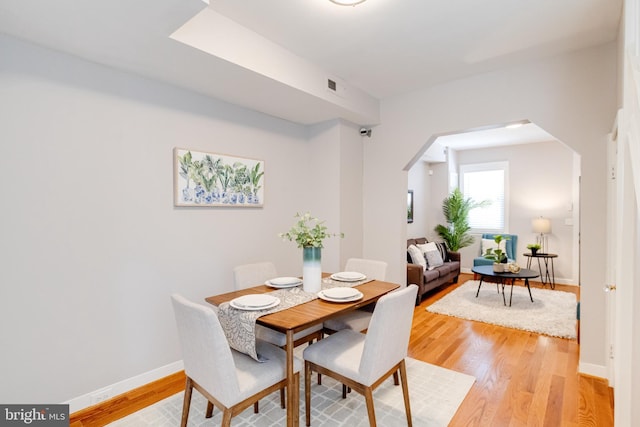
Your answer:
233,261 -> 278,289
233,262 -> 324,348
170,294 -> 301,427
323,258 -> 388,334
303,284 -> 418,427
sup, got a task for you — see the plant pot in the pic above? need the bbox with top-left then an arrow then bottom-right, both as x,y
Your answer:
531,248 -> 538,256
302,246 -> 322,293
493,263 -> 504,273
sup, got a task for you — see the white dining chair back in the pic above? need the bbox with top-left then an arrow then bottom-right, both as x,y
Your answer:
172,294 -> 240,405
304,285 -> 418,427
344,258 -> 388,281
358,284 -> 416,384
171,294 -> 300,426
233,262 -> 278,289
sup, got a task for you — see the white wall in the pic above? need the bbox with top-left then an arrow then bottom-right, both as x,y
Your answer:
0,35 -> 363,407
338,121 -> 365,267
363,43 -> 617,372
407,161 -> 431,238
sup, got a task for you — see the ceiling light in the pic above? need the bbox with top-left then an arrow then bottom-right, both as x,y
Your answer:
505,119 -> 530,129
329,0 -> 367,5
505,123 -> 523,129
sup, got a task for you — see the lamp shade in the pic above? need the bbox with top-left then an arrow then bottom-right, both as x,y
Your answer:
532,217 -> 551,234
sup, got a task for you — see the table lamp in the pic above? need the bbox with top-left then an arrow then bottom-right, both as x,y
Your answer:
532,216 -> 551,254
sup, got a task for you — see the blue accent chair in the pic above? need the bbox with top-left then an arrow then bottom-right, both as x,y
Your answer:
473,233 -> 518,267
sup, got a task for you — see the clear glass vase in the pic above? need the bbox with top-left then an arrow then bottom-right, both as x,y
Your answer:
302,246 -> 322,293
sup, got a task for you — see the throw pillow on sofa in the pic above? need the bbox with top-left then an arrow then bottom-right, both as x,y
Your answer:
418,242 -> 444,270
435,242 -> 448,262
408,244 -> 427,271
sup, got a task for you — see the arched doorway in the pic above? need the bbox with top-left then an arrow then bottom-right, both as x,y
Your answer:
405,121 -> 580,286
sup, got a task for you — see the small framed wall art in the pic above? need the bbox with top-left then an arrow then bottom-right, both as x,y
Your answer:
407,190 -> 414,223
174,148 -> 264,207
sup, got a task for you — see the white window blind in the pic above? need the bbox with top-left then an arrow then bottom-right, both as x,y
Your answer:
460,162 -> 508,232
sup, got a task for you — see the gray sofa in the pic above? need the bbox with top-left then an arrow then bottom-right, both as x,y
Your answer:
407,237 -> 460,305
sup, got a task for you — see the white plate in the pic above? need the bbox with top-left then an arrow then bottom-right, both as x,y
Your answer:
230,294 -> 280,311
265,277 -> 302,288
322,287 -> 361,299
318,289 -> 363,303
330,271 -> 366,282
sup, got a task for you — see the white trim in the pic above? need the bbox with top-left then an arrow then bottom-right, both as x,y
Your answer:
64,360 -> 184,414
578,362 -> 608,380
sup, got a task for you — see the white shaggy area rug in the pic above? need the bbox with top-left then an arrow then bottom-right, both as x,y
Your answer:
427,281 -> 578,339
108,357 -> 475,427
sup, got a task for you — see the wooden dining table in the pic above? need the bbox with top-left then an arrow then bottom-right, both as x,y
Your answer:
205,274 -> 400,427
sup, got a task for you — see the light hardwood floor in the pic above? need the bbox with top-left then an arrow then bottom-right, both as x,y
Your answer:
411,273 -> 613,426
70,273 -> 614,426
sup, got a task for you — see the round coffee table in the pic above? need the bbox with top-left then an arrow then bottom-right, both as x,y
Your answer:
471,265 -> 539,307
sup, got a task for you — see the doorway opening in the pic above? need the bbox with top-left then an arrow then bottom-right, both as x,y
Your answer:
404,121 -> 581,286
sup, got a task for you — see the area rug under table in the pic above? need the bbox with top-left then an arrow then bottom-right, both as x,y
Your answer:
108,357 -> 475,427
427,280 -> 578,339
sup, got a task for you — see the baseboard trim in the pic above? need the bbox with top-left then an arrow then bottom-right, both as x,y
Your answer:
68,366 -> 185,427
65,360 -> 183,413
578,362 -> 608,379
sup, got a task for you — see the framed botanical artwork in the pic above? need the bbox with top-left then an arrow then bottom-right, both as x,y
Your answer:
407,190 -> 414,223
174,148 -> 264,207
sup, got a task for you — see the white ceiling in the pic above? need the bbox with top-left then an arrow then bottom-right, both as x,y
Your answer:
208,0 -> 622,99
436,122 -> 557,151
0,0 -> 622,127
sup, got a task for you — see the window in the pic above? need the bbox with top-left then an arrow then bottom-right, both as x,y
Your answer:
460,161 -> 508,232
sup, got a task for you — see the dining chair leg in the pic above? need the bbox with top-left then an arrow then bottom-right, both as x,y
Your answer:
280,388 -> 286,408
399,360 -> 413,427
393,371 -> 399,386
341,384 -> 353,398
305,362 -> 312,427
363,386 -> 377,427
221,409 -> 232,427
205,401 -> 214,418
253,401 -> 259,413
181,377 -> 193,427
316,335 -> 323,385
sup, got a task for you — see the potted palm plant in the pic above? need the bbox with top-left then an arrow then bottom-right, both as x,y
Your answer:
484,234 -> 509,272
434,188 -> 488,252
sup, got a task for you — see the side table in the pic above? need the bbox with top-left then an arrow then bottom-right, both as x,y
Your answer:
524,253 -> 557,289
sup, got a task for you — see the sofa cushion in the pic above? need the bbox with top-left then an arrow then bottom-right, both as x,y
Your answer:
423,269 -> 440,282
447,260 -> 461,272
441,263 -> 457,277
407,244 -> 427,271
